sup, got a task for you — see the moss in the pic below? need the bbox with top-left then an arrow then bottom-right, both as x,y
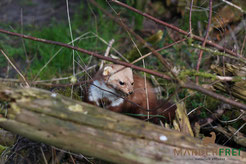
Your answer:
179,69 -> 217,80
0,144 -> 8,154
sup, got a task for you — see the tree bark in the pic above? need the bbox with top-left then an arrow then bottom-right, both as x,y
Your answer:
0,84 -> 245,164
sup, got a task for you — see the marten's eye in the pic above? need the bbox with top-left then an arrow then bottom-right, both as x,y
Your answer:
131,82 -> 134,85
119,81 -> 125,85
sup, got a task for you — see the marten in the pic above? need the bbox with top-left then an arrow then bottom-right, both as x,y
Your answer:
84,64 -> 176,123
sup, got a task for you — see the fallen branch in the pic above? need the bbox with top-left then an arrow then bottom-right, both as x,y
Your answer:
0,84 -> 245,163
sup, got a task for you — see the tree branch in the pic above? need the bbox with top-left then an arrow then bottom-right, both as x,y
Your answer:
196,0 -> 213,83
0,28 -> 171,81
110,0 -> 244,59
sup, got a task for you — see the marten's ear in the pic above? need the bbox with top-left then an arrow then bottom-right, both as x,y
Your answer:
103,66 -> 113,76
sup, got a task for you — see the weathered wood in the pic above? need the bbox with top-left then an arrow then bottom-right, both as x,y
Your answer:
0,84 -> 245,164
215,125 -> 246,147
211,63 -> 246,101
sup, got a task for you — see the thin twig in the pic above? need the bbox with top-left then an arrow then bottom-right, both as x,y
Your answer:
196,0 -> 213,83
110,0 -> 240,57
38,65 -> 96,83
188,0 -> 194,36
0,28 -> 171,80
40,147 -> 48,164
88,0 -> 99,62
191,43 -> 246,64
98,0 -> 179,81
94,0 -> 246,112
66,0 -> 75,99
228,25 -> 240,53
0,49 -> 30,87
69,154 -> 76,164
66,0 -> 75,76
219,111 -> 245,123
129,32 -> 150,119
118,20 -> 151,118
218,19 -> 246,48
222,0 -> 246,14
20,8 -> 29,64
132,38 -> 186,64
33,33 -> 92,81
241,34 -> 246,56
100,39 -> 115,69
223,122 -> 246,145
1,28 -> 246,110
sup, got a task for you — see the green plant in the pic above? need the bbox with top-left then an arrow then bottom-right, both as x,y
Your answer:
0,1 -> 123,80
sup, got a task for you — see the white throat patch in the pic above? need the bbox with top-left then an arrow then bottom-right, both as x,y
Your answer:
88,80 -> 124,107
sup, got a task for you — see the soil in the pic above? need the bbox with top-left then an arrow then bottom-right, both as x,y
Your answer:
0,0 -> 82,26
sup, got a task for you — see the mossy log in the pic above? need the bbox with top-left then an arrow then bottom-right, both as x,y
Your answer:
0,84 -> 245,164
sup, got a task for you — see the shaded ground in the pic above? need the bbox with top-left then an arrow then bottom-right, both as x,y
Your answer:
0,0 -> 81,26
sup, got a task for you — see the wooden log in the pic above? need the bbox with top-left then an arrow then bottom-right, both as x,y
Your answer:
211,64 -> 246,101
0,84 -> 245,164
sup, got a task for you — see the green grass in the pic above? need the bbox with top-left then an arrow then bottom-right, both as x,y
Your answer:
0,1 -> 123,80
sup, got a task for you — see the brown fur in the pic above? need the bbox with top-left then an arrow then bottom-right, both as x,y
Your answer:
122,74 -> 176,122
85,64 -> 176,123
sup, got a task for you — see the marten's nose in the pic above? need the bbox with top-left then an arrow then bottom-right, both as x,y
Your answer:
128,91 -> 133,95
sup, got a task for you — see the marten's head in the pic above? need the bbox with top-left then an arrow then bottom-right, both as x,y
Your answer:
103,64 -> 134,95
